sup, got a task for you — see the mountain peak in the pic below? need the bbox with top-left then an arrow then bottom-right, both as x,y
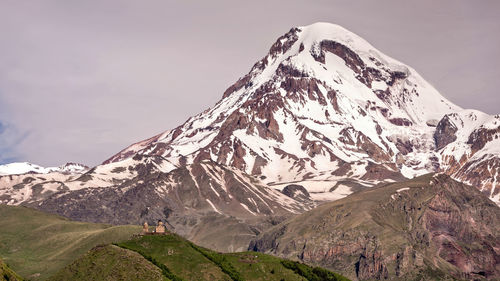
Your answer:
49,24 -> 500,204
227,23 -> 459,121
298,22 -> 375,50
297,22 -> 410,73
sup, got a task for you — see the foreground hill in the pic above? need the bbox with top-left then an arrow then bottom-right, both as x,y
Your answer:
0,205 -> 348,281
0,205 -> 140,280
48,245 -> 167,281
250,174 -> 500,280
50,234 -> 349,281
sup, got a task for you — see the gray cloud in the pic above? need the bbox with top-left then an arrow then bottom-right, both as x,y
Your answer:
0,120 -> 30,164
0,0 -> 499,166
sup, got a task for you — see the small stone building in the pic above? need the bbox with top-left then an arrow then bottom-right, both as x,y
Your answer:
155,220 -> 166,233
140,220 -> 167,235
141,222 -> 149,234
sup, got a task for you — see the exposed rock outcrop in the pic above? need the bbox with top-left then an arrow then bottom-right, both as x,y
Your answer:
250,174 -> 500,280
282,184 -> 310,200
434,115 -> 458,150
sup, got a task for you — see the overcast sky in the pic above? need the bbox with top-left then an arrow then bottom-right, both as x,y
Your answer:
0,0 -> 499,167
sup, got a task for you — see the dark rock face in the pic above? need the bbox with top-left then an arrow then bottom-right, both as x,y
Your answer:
248,27 -> 300,75
222,74 -> 252,99
389,117 -> 413,127
312,40 -> 365,72
310,39 -> 408,91
282,184 -> 310,200
434,115 -> 458,150
393,137 -> 414,155
450,156 -> 500,201
338,127 -> 392,162
356,252 -> 389,280
280,185 -> 317,209
467,126 -> 500,154
268,28 -> 300,59
281,185 -> 315,209
360,162 -> 405,182
249,174 -> 500,280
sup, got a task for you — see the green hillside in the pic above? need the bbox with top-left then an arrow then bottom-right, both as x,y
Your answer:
0,205 -> 349,281
51,234 -> 350,281
0,205 -> 141,280
0,259 -> 22,281
47,245 -> 167,281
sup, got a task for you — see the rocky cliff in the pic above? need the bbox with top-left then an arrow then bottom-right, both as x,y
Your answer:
250,174 -> 500,280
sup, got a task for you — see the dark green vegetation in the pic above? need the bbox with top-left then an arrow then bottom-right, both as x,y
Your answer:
281,260 -> 350,281
74,234 -> 348,281
0,259 -> 22,281
0,205 -> 141,280
251,174 -> 500,280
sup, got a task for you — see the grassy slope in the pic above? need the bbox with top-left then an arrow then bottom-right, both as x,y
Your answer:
0,205 -> 141,280
0,259 -> 22,281
119,235 -> 232,281
48,245 -> 168,281
49,234 -> 348,281
0,205 -> 349,281
117,234 -> 350,281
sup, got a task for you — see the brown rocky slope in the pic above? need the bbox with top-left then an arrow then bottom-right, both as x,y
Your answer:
249,173 -> 500,280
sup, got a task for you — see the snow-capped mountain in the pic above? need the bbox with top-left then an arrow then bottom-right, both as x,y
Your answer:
0,162 -> 89,204
103,23 -> 499,203
0,162 -> 52,175
0,162 -> 88,176
0,22 -> 498,211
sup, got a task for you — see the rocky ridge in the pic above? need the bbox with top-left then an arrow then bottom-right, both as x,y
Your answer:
249,173 -> 500,280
